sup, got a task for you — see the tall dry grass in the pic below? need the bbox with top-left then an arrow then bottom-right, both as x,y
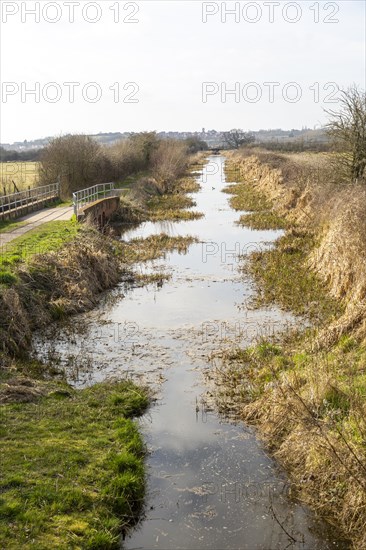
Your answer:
227,149 -> 366,336
241,353 -> 366,549
106,139 -> 146,179
0,230 -> 123,356
0,162 -> 40,195
223,148 -> 366,547
150,140 -> 189,191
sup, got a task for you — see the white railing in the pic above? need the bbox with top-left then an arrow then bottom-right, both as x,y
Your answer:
0,182 -> 60,219
72,183 -> 117,216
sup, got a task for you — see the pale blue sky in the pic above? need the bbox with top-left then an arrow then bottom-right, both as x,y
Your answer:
0,0 -> 365,143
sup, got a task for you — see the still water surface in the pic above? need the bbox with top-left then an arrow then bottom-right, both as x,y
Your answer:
34,157 -> 345,549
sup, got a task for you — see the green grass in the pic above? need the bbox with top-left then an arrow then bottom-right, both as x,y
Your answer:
148,193 -> 195,211
217,337 -> 366,411
150,209 -> 203,221
117,172 -> 148,190
223,179 -> 287,231
0,380 -> 149,549
0,220 -> 27,234
179,176 -> 201,194
237,211 -> 289,230
223,160 -> 289,231
147,193 -> 203,221
55,200 -> 73,208
224,182 -> 271,212
0,270 -> 17,285
0,219 -> 79,270
212,342 -> 291,406
119,234 -> 198,264
245,230 -> 343,323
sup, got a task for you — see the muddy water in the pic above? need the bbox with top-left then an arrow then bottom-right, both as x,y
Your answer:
34,157 -> 344,549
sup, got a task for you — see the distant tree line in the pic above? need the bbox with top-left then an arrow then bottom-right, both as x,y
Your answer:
231,86 -> 366,184
0,146 -> 43,162
184,137 -> 208,153
255,140 -> 331,153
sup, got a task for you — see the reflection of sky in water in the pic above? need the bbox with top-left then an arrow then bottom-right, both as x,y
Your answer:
126,341 -> 340,550
110,278 -> 251,328
33,157 -> 345,550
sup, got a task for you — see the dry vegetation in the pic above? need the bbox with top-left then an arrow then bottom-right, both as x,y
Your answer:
0,136 -> 205,548
111,153 -> 205,223
0,229 -> 197,360
39,133 -> 196,199
0,151 -> 202,547
0,230 -> 123,357
217,148 -> 366,548
0,161 -> 40,194
226,148 -> 366,329
0,139 -> 203,361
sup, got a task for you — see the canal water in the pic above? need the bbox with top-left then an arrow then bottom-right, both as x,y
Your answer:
34,156 -> 344,549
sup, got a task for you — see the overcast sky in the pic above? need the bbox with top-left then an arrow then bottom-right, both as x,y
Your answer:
0,0 -> 365,143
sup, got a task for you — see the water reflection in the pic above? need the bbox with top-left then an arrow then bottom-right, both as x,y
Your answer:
33,157 -> 347,549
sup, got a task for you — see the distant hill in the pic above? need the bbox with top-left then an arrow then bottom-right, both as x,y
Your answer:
1,128 -> 329,152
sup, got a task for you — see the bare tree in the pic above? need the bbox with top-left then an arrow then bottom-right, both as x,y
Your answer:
326,86 -> 366,184
223,129 -> 255,149
184,137 -> 208,153
39,135 -> 106,198
128,132 -> 159,166
150,140 -> 189,191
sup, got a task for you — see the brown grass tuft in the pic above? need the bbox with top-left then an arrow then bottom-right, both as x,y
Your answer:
215,149 -> 366,547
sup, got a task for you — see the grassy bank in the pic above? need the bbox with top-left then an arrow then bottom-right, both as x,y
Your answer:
0,379 -> 148,549
0,156 -> 203,356
0,228 -> 198,357
0,220 -> 27,234
125,174 -> 204,222
245,229 -> 342,323
147,190 -> 203,221
0,154 -> 203,549
0,219 -> 79,271
223,166 -> 287,230
212,152 -> 366,548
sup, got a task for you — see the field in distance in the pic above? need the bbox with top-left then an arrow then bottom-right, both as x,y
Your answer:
0,162 -> 40,195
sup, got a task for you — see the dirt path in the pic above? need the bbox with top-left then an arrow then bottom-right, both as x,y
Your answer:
0,205 -> 73,247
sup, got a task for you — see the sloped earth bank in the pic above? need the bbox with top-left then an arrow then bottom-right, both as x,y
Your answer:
34,157 -> 346,549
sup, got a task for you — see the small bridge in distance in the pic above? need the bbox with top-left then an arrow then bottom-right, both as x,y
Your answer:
208,147 -> 224,155
73,183 -> 126,228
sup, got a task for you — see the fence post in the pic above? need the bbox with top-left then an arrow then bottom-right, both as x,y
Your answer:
73,193 -> 77,217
